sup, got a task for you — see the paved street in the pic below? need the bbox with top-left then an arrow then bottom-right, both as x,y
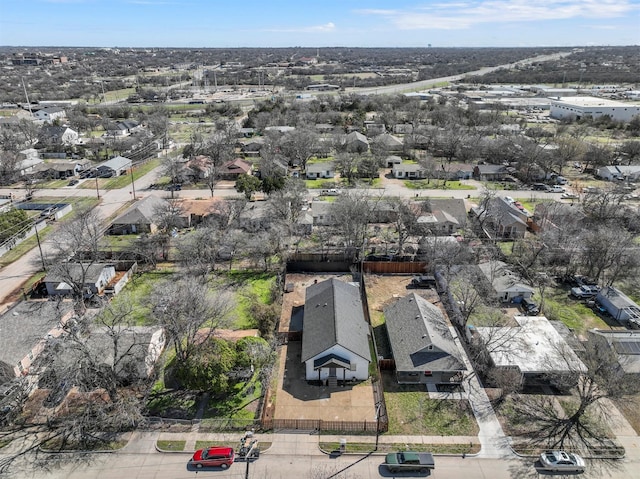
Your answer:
2,429 -> 638,479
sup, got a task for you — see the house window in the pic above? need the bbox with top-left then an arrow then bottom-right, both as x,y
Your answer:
350,363 -> 357,371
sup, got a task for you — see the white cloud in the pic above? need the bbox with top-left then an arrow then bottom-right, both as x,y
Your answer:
263,22 -> 336,33
358,0 -> 639,30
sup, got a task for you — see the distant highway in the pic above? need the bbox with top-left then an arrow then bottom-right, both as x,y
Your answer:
353,51 -> 573,95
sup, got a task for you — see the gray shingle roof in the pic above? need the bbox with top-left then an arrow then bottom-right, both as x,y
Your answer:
43,263 -> 112,285
0,301 -> 73,375
384,293 -> 465,373
301,279 -> 371,363
111,195 -> 167,226
98,155 -> 132,172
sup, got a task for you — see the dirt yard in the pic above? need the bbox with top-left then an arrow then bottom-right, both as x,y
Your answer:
364,274 -> 442,327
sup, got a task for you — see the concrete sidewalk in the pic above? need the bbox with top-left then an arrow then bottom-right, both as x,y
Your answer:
136,430 -> 480,456
450,327 -> 512,459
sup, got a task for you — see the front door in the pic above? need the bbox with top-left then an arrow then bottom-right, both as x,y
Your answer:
329,367 -> 336,378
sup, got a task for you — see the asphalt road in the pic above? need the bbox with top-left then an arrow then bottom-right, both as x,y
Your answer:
6,448 -> 638,479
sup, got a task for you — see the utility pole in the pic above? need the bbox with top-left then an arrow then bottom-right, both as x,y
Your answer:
34,222 -> 46,271
374,402 -> 382,451
130,166 -> 137,200
95,176 -> 100,199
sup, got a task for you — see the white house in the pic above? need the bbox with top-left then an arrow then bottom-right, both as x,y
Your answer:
550,97 -> 640,123
33,106 -> 66,123
305,161 -> 335,179
44,263 -> 116,297
301,279 -> 371,384
392,162 -> 428,179
476,316 -> 587,386
596,165 -> 640,181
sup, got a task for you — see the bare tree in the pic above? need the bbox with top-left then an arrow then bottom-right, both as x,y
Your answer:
508,340 -> 639,451
148,276 -> 232,363
278,128 -> 318,170
332,190 -> 374,253
175,226 -> 221,277
334,152 -> 359,186
267,178 -> 308,230
0,298 -> 149,473
45,208 -> 106,313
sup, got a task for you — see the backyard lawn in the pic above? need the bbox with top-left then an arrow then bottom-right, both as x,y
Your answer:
541,286 -> 614,336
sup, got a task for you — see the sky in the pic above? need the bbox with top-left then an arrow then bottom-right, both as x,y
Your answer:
0,0 -> 639,48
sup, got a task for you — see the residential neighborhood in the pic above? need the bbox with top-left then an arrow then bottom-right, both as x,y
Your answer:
0,42 -> 639,479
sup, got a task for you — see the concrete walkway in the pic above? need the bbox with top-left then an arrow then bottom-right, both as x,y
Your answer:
449,327 -> 512,459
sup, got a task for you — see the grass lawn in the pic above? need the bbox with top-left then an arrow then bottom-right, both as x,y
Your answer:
542,286 -> 612,336
404,180 -> 475,190
497,241 -> 514,257
111,268 -> 175,325
307,156 -> 335,164
101,159 -> 161,189
319,441 -> 479,455
146,387 -> 199,418
101,234 -> 140,251
36,179 -> 67,189
41,438 -> 128,451
0,224 -> 53,267
226,270 -> 277,329
202,373 -> 262,420
156,440 -> 186,452
612,394 -> 640,435
382,372 -> 478,436
305,179 -> 340,189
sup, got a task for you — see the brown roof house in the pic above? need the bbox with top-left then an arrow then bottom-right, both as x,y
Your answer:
219,159 -> 252,180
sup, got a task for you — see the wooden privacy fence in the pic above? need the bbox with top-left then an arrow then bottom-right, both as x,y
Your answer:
362,261 -> 428,274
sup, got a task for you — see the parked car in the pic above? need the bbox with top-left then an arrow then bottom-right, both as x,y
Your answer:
550,185 -> 565,193
384,451 -> 435,473
320,188 -> 339,196
561,192 -> 579,199
189,446 -> 234,469
411,275 -> 437,288
165,183 -> 182,191
538,450 -> 585,473
532,183 -> 550,191
570,285 -> 599,299
67,179 -> 79,186
40,206 -> 58,217
520,297 -> 540,315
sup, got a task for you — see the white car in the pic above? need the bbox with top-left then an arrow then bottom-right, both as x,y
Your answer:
550,185 -> 565,193
561,192 -> 579,199
539,450 -> 585,473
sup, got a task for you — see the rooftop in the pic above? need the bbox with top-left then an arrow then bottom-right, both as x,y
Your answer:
476,316 -> 587,374
552,96 -> 639,108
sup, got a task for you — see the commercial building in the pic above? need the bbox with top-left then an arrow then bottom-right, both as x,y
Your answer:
550,96 -> 640,122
